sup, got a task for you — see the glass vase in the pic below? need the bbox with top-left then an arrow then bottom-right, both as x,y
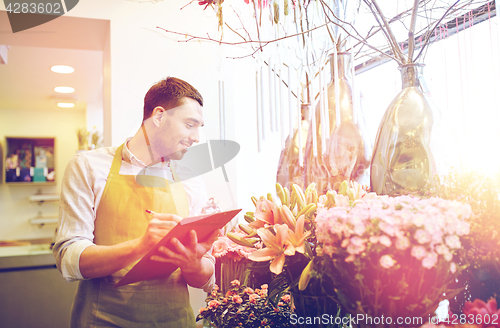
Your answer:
277,103 -> 311,190
370,64 -> 440,196
305,52 -> 370,194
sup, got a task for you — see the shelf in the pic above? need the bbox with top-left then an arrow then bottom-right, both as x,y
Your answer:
6,182 -> 56,186
29,194 -> 59,202
29,216 -> 58,226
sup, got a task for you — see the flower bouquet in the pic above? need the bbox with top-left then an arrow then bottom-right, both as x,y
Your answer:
436,169 -> 500,311
197,280 -> 295,328
226,181 -> 376,326
212,229 -> 272,294
313,194 -> 472,326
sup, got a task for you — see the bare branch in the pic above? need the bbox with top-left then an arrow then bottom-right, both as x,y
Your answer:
407,0 -> 420,62
414,0 -> 461,62
369,0 -> 406,63
319,0 -> 402,63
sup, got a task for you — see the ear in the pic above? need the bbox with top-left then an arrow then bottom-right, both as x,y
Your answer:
151,106 -> 166,127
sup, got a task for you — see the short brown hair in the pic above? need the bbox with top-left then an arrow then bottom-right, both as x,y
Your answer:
143,77 -> 203,120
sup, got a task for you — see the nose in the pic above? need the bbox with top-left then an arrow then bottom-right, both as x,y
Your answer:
189,127 -> 200,144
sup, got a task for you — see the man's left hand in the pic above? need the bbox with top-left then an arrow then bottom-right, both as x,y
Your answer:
150,228 -> 221,273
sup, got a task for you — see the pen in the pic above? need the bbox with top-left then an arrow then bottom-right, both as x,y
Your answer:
145,209 -> 155,214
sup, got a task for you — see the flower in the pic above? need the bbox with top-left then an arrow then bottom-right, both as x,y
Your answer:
212,234 -> 258,261
422,252 -> 438,269
249,198 -> 280,228
287,215 -> 311,253
248,224 -> 295,274
379,255 -> 396,268
395,236 -> 410,250
450,262 -> 457,274
411,245 -> 428,260
444,235 -> 461,249
463,298 -> 500,328
379,235 -> 392,247
232,295 -> 243,304
197,282 -> 293,328
314,194 -> 470,322
414,229 -> 431,244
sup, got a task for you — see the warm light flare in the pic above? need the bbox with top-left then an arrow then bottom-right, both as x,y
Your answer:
54,86 -> 75,93
51,65 -> 74,74
57,102 -> 75,108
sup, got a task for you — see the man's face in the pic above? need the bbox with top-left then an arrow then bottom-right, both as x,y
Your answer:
150,97 -> 204,161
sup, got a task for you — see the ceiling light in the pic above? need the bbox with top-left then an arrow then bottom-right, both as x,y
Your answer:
57,102 -> 75,108
54,86 -> 75,93
51,65 -> 74,74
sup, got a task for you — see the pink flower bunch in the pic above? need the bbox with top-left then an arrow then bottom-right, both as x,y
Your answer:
197,281 -> 293,327
463,298 -> 500,328
315,195 -> 471,270
212,233 -> 260,261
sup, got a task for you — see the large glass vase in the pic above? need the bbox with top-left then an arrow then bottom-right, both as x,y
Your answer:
305,52 -> 370,194
277,104 -> 310,190
370,64 -> 438,195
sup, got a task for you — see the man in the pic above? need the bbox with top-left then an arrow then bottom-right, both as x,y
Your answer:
53,77 -> 219,327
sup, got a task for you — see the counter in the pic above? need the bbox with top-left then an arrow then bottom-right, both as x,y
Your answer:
0,239 -> 78,328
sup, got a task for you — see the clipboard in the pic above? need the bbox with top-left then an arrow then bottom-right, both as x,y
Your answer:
114,208 -> 241,288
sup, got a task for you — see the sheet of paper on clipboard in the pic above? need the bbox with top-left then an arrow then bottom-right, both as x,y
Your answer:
114,208 -> 241,288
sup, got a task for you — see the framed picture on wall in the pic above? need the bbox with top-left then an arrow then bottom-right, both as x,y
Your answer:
4,137 -> 55,184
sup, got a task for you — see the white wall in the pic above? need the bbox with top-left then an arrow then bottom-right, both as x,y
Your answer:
0,108 -> 86,240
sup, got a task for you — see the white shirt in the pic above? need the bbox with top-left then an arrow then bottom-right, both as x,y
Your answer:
53,139 -> 215,292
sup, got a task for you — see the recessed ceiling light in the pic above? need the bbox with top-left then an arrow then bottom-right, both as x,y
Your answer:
54,86 -> 75,93
51,65 -> 74,74
57,102 -> 75,108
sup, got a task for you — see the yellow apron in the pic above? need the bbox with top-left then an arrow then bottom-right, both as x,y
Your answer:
70,144 -> 196,328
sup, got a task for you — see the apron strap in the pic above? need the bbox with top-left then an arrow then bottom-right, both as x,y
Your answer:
109,144 -> 125,175
170,164 -> 181,183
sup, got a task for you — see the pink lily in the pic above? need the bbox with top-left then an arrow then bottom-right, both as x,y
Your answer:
288,215 -> 311,254
249,198 -> 281,228
248,224 -> 295,274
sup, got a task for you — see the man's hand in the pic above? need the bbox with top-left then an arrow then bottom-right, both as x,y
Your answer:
150,228 -> 221,273
139,211 -> 182,252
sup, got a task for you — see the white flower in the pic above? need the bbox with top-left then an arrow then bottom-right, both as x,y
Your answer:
379,255 -> 396,269
395,237 -> 410,250
414,229 -> 431,244
422,252 -> 438,269
445,235 -> 461,249
450,262 -> 457,274
444,252 -> 453,262
411,246 -> 427,260
379,235 -> 392,247
435,244 -> 449,255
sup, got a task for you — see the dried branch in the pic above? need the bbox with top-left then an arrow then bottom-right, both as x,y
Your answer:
156,22 -> 329,49
407,0 -> 420,62
319,0 -> 402,63
414,0 -> 461,62
367,0 -> 406,63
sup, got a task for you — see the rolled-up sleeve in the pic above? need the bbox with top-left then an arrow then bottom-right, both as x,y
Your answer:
53,154 -> 97,282
199,250 -> 216,293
